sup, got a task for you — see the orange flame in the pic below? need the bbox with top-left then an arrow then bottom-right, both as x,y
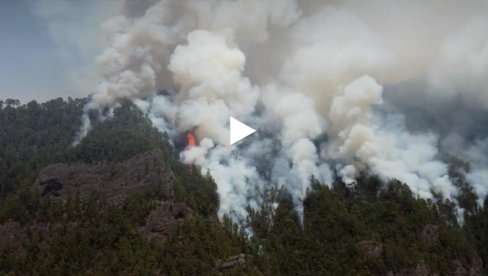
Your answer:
186,131 -> 196,174
187,131 -> 196,148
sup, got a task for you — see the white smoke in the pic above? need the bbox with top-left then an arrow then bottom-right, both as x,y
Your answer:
73,0 -> 488,222
429,17 -> 488,108
442,135 -> 488,206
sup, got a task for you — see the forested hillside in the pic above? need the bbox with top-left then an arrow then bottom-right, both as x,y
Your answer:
1,98 -> 488,275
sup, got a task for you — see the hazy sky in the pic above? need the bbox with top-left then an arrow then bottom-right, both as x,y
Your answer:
0,0 -> 120,103
0,1 -> 60,102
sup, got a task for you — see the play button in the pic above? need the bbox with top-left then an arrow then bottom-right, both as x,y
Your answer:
229,116 -> 256,145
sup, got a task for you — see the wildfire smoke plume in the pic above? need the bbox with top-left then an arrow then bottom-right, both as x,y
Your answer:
72,0 -> 488,223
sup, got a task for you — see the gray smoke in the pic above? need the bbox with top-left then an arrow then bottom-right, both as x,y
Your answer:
74,0 -> 488,222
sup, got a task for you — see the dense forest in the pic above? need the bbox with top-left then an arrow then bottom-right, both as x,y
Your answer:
1,98 -> 488,275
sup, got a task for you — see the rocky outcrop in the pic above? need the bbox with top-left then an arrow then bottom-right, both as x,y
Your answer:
385,261 -> 482,276
215,254 -> 246,271
0,220 -> 27,255
420,224 -> 439,245
453,260 -> 482,276
140,202 -> 193,239
357,240 -> 383,258
386,264 -> 432,276
31,149 -> 204,242
34,149 -> 173,203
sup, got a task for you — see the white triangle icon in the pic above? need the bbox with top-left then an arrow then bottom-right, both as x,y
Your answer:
230,116 -> 256,145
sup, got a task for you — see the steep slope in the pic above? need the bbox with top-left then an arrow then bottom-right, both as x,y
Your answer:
34,149 -> 174,202
0,99 -> 257,275
0,97 -> 487,275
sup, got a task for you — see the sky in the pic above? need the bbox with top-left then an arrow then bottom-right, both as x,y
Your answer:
0,0 -> 120,103
1,1 -> 63,102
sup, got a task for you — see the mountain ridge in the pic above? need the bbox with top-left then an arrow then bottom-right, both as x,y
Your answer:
0,97 -> 487,275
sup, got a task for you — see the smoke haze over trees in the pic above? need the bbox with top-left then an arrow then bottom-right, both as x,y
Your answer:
45,0 -> 488,222
0,99 -> 487,274
2,0 -> 488,274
